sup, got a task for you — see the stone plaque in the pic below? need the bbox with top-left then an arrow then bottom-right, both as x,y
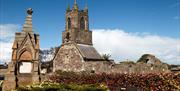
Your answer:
19,62 -> 32,73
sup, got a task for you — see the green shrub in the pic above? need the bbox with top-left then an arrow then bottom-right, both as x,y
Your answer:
17,82 -> 109,91
0,80 -> 3,91
102,54 -> 111,61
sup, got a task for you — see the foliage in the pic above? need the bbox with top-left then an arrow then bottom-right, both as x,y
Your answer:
102,54 -> 111,61
49,71 -> 180,91
17,81 -> 109,91
119,61 -> 135,64
0,80 -> 3,91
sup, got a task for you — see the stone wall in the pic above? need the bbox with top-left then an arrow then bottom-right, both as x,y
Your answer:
53,42 -> 113,73
53,45 -> 170,74
53,43 -> 84,72
84,61 -> 112,73
0,69 -> 7,77
110,62 -> 170,74
62,30 -> 92,45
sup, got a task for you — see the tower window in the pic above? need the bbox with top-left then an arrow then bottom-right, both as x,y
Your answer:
68,18 -> 71,29
80,17 -> 85,30
66,32 -> 70,42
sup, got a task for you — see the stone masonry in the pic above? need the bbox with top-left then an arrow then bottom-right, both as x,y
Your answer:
53,0 -> 111,73
1,3 -> 171,91
52,0 -> 170,74
2,8 -> 40,91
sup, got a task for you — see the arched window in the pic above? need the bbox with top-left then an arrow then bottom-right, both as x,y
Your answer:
68,18 -> 71,29
66,32 -> 70,42
80,17 -> 85,30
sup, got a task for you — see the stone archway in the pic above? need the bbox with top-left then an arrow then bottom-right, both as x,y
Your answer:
19,51 -> 32,61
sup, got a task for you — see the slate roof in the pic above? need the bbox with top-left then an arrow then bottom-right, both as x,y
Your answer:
77,44 -> 103,60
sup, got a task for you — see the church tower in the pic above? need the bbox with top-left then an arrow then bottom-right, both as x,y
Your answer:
3,8 -> 40,91
53,0 -> 105,73
62,0 -> 92,45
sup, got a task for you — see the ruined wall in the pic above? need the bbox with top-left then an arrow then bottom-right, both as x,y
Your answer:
110,63 -> 136,74
84,61 -> 112,73
53,49 -> 170,74
109,62 -> 170,74
0,64 -> 7,77
0,69 -> 7,76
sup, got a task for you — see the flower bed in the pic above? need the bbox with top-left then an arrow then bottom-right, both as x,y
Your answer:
17,82 -> 109,91
48,71 -> 180,91
0,81 -> 3,91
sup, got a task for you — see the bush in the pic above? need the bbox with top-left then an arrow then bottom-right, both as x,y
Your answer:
0,81 -> 3,91
49,71 -> 180,91
17,71 -> 180,91
102,54 -> 111,61
17,82 -> 109,91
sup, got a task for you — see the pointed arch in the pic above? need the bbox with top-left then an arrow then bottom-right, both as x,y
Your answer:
19,51 -> 32,61
18,47 -> 33,61
66,32 -> 70,42
80,17 -> 85,30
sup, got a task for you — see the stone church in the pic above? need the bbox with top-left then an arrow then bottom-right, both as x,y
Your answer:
53,0 -> 111,73
2,0 -> 170,91
2,1 -> 111,90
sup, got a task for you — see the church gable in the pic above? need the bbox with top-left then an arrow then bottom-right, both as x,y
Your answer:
53,43 -> 84,72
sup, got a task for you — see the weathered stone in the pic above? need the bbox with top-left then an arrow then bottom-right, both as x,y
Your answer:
53,43 -> 84,72
2,74 -> 16,91
3,8 -> 40,91
63,1 -> 91,45
53,2 -> 110,73
53,2 -> 171,74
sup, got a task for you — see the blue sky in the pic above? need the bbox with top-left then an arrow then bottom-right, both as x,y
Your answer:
1,0 -> 179,48
0,0 -> 180,64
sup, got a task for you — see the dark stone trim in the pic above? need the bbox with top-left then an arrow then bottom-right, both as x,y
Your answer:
83,57 -> 105,61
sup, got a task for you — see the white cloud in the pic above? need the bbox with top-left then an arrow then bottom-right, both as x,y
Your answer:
0,24 -> 179,65
173,16 -> 180,20
0,24 -> 20,63
93,29 -> 180,65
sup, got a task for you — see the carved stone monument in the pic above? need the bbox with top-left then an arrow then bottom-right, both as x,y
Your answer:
2,8 -> 40,91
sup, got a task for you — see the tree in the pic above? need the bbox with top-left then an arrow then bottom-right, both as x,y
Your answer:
102,54 -> 111,61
